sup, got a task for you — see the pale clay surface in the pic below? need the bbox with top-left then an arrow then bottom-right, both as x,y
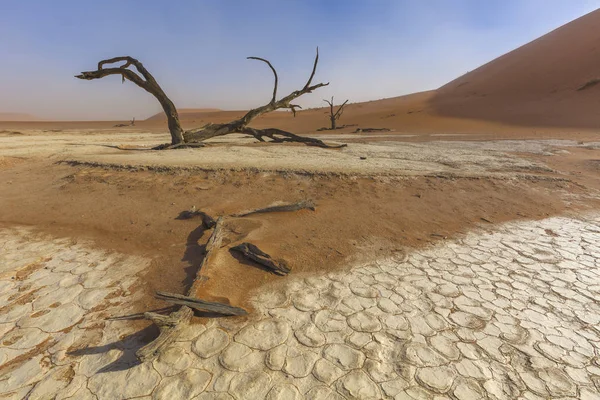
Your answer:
1,215 -> 600,399
1,130 -> 583,177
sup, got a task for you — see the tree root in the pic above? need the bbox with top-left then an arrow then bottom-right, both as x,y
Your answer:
152,142 -> 206,150
241,127 -> 346,148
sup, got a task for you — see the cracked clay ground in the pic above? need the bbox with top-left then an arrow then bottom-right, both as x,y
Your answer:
1,214 -> 600,400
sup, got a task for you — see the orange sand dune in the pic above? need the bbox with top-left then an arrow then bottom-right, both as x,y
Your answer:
431,9 -> 600,129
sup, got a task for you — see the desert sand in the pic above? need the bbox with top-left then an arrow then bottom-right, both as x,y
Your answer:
1,8 -> 600,400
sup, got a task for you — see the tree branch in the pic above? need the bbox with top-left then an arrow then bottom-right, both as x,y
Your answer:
241,127 -> 346,148
303,47 -> 320,91
334,99 -> 349,119
247,57 -> 278,104
184,48 -> 331,145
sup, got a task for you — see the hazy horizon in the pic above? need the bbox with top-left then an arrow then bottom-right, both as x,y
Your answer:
1,0 -> 599,121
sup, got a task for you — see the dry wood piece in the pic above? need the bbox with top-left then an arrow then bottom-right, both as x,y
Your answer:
155,291 -> 247,316
577,78 -> 600,91
231,243 -> 290,276
176,208 -> 217,229
136,306 -> 193,363
190,217 -> 224,293
316,124 -> 357,131
76,50 -> 346,149
136,217 -> 247,362
353,127 -> 392,133
200,213 -> 217,229
114,117 -> 136,128
233,200 -> 315,217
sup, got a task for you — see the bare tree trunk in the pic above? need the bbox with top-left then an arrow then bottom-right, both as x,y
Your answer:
76,57 -> 184,145
157,97 -> 185,145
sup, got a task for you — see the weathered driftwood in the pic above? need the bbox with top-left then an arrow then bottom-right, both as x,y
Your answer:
137,217 -> 247,362
155,291 -> 247,316
233,200 -> 315,217
76,50 -> 346,149
231,242 -> 290,276
324,97 -> 349,130
316,124 -> 357,131
152,142 -> 206,150
136,306 -> 194,363
185,217 -> 225,295
353,127 -> 392,133
176,208 -> 217,229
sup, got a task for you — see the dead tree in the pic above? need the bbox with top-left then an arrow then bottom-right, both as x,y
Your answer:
324,97 -> 349,130
113,117 -> 136,128
76,49 -> 345,149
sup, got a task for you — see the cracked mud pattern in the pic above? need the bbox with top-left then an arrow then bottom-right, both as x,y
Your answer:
1,216 -> 600,399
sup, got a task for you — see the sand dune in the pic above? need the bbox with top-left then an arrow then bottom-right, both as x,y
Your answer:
431,9 -> 600,129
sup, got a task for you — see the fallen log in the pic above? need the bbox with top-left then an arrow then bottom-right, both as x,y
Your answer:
152,142 -> 206,150
353,127 -> 392,133
136,217 -> 246,362
231,242 -> 290,276
316,124 -> 357,131
233,200 -> 315,217
190,217 -> 224,292
155,291 -> 248,316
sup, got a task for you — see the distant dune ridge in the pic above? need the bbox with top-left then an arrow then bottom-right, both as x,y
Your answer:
4,9 -> 600,131
0,113 -> 38,122
145,108 -> 223,121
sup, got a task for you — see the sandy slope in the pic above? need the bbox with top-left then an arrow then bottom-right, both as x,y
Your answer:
431,9 -> 600,128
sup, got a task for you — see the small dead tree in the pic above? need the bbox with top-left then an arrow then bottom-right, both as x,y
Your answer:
76,49 -> 344,149
113,117 -> 135,128
324,97 -> 349,130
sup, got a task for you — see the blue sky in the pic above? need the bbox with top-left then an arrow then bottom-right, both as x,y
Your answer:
1,1 -> 599,120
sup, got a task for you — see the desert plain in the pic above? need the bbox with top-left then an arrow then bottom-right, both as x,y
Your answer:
1,8 -> 600,400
